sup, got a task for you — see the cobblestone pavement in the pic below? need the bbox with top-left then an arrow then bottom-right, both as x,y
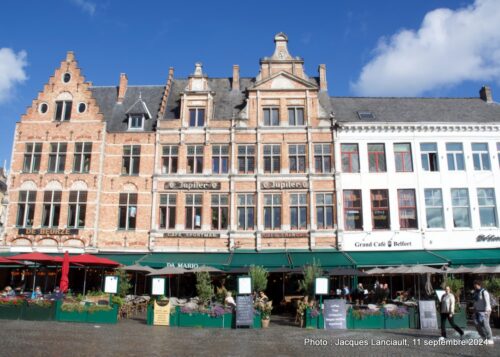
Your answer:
0,316 -> 498,357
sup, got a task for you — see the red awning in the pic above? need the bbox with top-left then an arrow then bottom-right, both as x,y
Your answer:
0,257 -> 25,265
69,254 -> 120,267
8,252 -> 63,264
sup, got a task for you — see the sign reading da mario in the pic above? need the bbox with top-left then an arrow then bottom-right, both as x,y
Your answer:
18,228 -> 79,236
165,182 -> 221,190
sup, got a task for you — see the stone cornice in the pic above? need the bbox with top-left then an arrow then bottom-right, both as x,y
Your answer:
337,122 -> 500,133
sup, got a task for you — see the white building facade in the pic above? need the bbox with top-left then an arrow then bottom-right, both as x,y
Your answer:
333,91 -> 500,253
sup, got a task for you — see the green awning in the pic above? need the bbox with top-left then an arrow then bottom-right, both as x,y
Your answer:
140,253 -> 232,269
429,249 -> 500,267
97,254 -> 147,266
345,250 -> 448,267
228,251 -> 290,268
289,250 -> 354,268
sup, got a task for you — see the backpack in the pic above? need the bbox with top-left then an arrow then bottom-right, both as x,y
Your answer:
482,289 -> 499,309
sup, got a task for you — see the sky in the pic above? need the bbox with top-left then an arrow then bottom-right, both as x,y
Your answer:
1,0 -> 500,169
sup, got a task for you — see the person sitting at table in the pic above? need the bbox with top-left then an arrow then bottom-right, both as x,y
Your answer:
224,291 -> 236,308
49,286 -> 64,301
31,286 -> 43,299
2,286 -> 15,297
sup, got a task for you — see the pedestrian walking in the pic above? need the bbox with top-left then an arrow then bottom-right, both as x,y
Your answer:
472,280 -> 494,345
439,286 -> 464,340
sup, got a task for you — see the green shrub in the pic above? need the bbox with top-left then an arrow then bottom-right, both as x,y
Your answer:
196,272 -> 213,306
248,266 -> 269,293
298,259 -> 323,299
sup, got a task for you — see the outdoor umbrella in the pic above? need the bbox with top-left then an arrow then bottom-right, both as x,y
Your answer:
0,257 -> 25,265
366,267 -> 390,275
123,264 -> 155,295
401,265 -> 442,300
148,267 -> 188,297
447,265 -> 475,274
59,251 -> 70,293
8,252 -> 63,292
471,265 -> 500,274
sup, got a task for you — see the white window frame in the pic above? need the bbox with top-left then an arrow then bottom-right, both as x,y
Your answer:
128,114 -> 145,131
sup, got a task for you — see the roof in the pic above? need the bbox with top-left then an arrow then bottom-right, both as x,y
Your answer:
331,97 -> 500,124
163,78 -> 255,120
90,86 -> 164,132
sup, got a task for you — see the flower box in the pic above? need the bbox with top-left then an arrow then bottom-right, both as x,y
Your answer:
86,306 -> 118,324
22,302 -> 56,321
0,303 -> 23,320
305,308 -> 323,329
384,315 -> 410,329
350,309 -> 384,329
178,311 -> 226,328
55,301 -> 117,324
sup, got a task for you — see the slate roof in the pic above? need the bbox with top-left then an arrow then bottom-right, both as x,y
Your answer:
90,86 -> 164,132
163,78 -> 255,120
331,97 -> 500,124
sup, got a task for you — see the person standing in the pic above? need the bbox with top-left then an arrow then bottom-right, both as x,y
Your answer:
439,286 -> 464,340
473,280 -> 494,345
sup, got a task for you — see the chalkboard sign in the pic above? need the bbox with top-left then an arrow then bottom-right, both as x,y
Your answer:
418,300 -> 438,330
323,299 -> 347,330
236,295 -> 254,327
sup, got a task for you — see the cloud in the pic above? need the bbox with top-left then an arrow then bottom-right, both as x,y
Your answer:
69,0 -> 96,16
351,0 -> 500,96
0,48 -> 28,104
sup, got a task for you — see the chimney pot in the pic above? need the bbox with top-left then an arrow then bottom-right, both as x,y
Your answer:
232,65 -> 240,91
479,85 -> 493,103
118,73 -> 128,103
318,64 -> 328,91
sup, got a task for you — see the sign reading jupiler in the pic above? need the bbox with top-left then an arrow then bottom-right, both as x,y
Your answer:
261,181 -> 308,190
164,182 -> 221,190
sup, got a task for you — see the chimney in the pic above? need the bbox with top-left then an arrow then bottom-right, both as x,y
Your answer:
118,73 -> 128,103
318,64 -> 327,91
66,51 -> 75,62
232,65 -> 240,91
479,85 -> 493,103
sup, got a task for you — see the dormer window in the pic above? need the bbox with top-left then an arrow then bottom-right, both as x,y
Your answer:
128,115 -> 144,130
189,108 -> 205,127
357,111 -> 374,120
55,100 -> 72,121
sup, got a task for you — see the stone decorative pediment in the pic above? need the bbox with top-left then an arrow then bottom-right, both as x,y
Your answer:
250,71 -> 318,91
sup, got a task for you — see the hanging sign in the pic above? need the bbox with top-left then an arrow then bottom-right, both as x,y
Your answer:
315,277 -> 329,295
152,277 -> 167,296
238,277 -> 252,295
104,276 -> 118,294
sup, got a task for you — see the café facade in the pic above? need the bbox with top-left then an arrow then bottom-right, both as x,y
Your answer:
1,33 -> 500,273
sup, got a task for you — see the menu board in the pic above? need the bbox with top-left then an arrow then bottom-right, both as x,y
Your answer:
323,299 -> 347,330
152,278 -> 166,296
104,276 -> 118,294
418,300 -> 438,330
154,301 -> 170,326
236,295 -> 254,327
238,277 -> 252,295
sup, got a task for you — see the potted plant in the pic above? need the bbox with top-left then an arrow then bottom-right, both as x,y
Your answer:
298,260 -> 323,300
255,300 -> 273,328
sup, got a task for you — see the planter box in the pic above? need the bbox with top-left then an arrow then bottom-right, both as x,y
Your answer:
86,306 -> 118,324
178,312 -> 226,328
305,308 -> 323,329
0,304 -> 23,320
253,315 -> 262,329
384,315 -> 410,329
408,306 -> 419,329
437,310 -> 467,330
57,309 -> 87,323
22,303 -> 56,321
351,311 -> 384,329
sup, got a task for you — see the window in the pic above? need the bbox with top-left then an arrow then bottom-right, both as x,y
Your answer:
314,144 -> 332,173
185,194 -> 202,229
77,102 -> 86,113
118,193 -> 137,230
451,188 -> 471,228
161,146 -> 178,174
398,189 -> 417,229
263,145 -> 281,173
472,143 -> 491,171
477,188 -> 498,227
341,144 -> 359,173
288,107 -> 305,126
68,191 -> 87,228
128,115 -> 144,130
290,193 -> 307,229
48,143 -> 67,173
16,191 -> 36,227
263,107 -> 279,126
212,145 -> 229,174
264,194 -> 281,230
159,194 -> 176,229
122,145 -> 140,175
237,194 -> 255,230
237,145 -> 255,174
23,143 -> 42,173
424,189 -> 444,228
357,111 -> 374,120
371,189 -> 390,229
394,143 -> 413,172
211,194 -> 229,230
316,193 -> 334,229
497,143 -> 500,168
62,72 -> 71,83
289,144 -> 306,173
55,100 -> 72,121
39,103 -> 48,114
446,143 -> 465,171
187,145 -> 204,174
420,143 -> 439,171
343,190 -> 362,230
42,191 -> 62,227
73,142 -> 92,173
189,108 -> 205,127
368,144 -> 386,173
